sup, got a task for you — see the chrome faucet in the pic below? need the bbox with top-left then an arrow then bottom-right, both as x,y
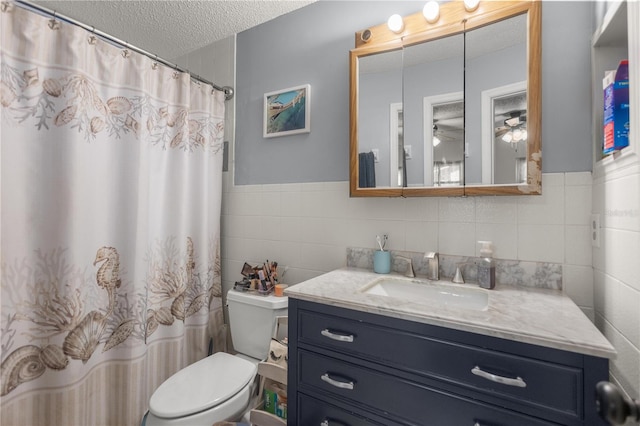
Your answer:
396,255 -> 415,278
424,252 -> 439,280
453,264 -> 465,283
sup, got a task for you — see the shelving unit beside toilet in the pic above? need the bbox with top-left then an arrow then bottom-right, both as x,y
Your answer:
250,362 -> 287,426
250,315 -> 288,426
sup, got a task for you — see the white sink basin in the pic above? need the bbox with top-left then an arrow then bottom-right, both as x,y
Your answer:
360,277 -> 488,311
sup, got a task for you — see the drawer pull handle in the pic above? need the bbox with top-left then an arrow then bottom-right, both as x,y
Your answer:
471,366 -> 527,388
321,373 -> 355,390
321,329 -> 354,343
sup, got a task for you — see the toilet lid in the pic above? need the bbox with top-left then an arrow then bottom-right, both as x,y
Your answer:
149,352 -> 257,419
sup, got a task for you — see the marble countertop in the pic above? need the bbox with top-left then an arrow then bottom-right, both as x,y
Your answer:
284,267 -> 616,359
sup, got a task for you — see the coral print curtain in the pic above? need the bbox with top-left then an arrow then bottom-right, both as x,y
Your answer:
1,4 -> 226,425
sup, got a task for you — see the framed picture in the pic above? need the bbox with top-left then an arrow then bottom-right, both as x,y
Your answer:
263,84 -> 310,138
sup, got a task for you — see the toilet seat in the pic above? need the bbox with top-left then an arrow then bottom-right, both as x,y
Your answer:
149,352 -> 257,419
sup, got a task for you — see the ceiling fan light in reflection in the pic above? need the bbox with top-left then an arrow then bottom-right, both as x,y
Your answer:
512,128 -> 523,141
432,124 -> 441,147
501,127 -> 527,144
423,1 -> 440,23
387,14 -> 404,33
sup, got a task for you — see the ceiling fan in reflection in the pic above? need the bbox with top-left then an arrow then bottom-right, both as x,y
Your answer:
495,111 -> 527,146
432,123 -> 459,147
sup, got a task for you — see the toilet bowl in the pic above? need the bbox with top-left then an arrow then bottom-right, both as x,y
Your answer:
143,290 -> 288,425
144,352 -> 257,426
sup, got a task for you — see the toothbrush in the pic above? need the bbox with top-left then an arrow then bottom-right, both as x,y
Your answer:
376,235 -> 385,251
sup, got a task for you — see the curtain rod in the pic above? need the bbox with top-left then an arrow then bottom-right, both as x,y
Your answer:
11,0 -> 235,101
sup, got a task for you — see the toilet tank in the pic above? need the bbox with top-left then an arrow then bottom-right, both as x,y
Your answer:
227,290 -> 288,360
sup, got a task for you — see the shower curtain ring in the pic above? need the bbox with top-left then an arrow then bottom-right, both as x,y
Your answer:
87,26 -> 97,45
151,54 -> 159,70
122,41 -> 131,58
1,2 -> 14,13
48,11 -> 61,30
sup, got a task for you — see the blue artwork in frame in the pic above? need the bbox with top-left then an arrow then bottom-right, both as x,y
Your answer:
263,84 -> 310,138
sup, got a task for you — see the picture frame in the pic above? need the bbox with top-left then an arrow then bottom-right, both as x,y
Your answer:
263,84 -> 310,138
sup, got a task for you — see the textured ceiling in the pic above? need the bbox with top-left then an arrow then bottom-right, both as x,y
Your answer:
30,0 -> 316,60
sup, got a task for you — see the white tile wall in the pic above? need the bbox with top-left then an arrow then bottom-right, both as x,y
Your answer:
591,8 -> 640,398
595,314 -> 640,403
517,224 -> 565,263
565,225 -> 593,266
223,172 -> 640,401
221,172 -> 597,316
564,264 -> 594,308
593,164 -> 640,400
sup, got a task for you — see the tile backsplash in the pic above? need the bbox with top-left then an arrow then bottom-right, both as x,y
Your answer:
346,247 -> 563,290
221,172 -> 594,319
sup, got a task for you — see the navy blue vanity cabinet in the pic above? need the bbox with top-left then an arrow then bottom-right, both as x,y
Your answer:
287,298 -> 609,426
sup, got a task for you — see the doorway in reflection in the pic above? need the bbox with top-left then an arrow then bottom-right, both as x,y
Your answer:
479,81 -> 527,185
425,94 -> 464,187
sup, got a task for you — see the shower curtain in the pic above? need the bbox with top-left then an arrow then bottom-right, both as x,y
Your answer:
1,4 -> 226,425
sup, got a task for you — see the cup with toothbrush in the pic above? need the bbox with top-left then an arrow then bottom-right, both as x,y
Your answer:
373,234 -> 390,274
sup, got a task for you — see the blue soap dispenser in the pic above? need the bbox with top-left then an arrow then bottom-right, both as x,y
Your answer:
477,241 -> 496,290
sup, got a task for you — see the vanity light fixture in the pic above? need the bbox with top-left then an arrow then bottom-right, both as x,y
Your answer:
464,0 -> 480,12
387,14 -> 404,33
423,1 -> 440,24
360,29 -> 372,43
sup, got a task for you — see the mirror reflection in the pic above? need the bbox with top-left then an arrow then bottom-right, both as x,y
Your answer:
492,91 -> 527,184
432,99 -> 464,186
358,49 -> 403,188
350,1 -> 541,197
464,13 -> 528,185
403,34 -> 464,188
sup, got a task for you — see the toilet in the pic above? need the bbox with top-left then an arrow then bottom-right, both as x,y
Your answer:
143,290 -> 288,426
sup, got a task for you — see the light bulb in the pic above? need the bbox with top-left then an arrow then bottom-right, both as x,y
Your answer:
501,132 -> 513,143
423,1 -> 440,24
387,14 -> 404,33
433,136 -> 441,147
464,0 -> 480,12
521,130 -> 528,141
512,128 -> 523,142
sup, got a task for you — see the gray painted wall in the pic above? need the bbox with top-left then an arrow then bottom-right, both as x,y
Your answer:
236,1 -> 593,185
359,63 -> 402,187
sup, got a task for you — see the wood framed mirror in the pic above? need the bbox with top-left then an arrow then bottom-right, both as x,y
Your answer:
349,0 -> 541,197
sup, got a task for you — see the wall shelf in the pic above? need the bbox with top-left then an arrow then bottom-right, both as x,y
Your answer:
593,0 -> 627,47
592,0 -> 635,177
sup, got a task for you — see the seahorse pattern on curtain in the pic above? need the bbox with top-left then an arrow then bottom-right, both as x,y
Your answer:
1,4 -> 226,425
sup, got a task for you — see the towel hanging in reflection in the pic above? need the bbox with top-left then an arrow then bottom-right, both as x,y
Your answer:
359,152 -> 376,188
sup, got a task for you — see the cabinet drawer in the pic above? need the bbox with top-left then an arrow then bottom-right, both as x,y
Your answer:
298,310 -> 582,418
298,393 -> 401,426
298,350 -> 559,426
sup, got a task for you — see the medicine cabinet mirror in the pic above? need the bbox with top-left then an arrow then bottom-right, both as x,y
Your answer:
349,0 -> 541,197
